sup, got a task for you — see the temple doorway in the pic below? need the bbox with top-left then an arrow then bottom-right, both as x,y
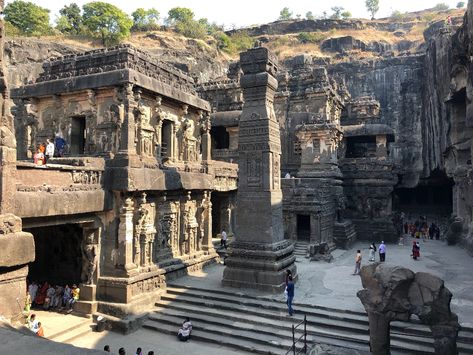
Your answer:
25,224 -> 83,285
296,214 -> 311,241
70,116 -> 86,155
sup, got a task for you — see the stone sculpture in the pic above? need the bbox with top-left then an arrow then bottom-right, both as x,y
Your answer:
357,264 -> 460,355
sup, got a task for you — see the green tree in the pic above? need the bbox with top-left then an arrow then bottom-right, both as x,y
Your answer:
341,11 -> 352,19
167,7 -> 194,25
330,7 -> 344,19
56,3 -> 82,35
365,0 -> 380,19
457,1 -> 466,8
4,0 -> 51,35
132,8 -> 160,31
82,2 -> 133,46
278,7 -> 293,20
306,11 -> 315,20
433,3 -> 449,10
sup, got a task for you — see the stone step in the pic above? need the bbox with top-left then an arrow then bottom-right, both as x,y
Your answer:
164,287 -> 368,326
49,321 -> 94,344
158,293 -> 439,352
150,305 -> 446,354
47,317 -> 91,341
143,317 -> 289,355
163,286 -> 473,353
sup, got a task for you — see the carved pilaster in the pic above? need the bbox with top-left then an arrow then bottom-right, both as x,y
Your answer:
118,197 -> 136,275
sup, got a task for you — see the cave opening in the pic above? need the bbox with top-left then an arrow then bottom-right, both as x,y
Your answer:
26,224 -> 83,286
394,170 -> 453,216
211,126 -> 230,149
345,135 -> 377,158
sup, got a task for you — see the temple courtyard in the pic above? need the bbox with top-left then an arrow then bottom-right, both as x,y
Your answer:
6,238 -> 468,354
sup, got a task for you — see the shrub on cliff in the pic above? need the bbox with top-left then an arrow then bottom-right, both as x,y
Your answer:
132,8 -> 160,32
4,0 -> 52,36
297,31 -> 326,44
82,2 -> 133,46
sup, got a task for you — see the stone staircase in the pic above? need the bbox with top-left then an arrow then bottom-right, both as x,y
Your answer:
293,241 -> 309,258
143,285 -> 473,355
48,317 -> 95,344
333,220 -> 357,249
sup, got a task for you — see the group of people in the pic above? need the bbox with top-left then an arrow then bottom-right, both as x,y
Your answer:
103,346 -> 154,354
403,219 -> 440,241
26,281 -> 80,314
353,241 -> 387,275
33,136 -> 67,165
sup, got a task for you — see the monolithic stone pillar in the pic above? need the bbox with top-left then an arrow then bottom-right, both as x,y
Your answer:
200,111 -> 212,161
222,47 -> 296,292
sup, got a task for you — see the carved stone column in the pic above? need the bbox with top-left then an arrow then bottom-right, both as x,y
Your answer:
117,83 -> 137,156
200,111 -> 212,161
223,47 -> 296,292
117,197 -> 136,275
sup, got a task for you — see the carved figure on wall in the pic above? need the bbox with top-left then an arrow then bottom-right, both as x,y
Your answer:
134,89 -> 156,158
81,232 -> 97,285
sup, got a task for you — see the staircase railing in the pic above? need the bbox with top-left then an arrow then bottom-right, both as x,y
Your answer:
285,314 -> 307,355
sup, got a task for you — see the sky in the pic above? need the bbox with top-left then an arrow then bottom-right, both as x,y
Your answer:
5,0 -> 467,28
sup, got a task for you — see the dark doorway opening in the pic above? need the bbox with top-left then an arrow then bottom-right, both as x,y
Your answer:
26,224 -> 83,285
297,214 -> 311,241
211,126 -> 230,149
345,136 -> 377,158
161,120 -> 173,160
70,116 -> 86,155
394,170 -> 453,215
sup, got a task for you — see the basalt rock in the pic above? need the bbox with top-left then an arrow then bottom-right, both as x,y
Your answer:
358,264 -> 460,355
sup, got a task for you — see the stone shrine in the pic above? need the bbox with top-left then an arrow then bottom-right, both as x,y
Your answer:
222,47 -> 296,291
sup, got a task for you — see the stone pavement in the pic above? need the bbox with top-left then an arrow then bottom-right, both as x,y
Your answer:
173,238 -> 473,327
69,327 -> 251,354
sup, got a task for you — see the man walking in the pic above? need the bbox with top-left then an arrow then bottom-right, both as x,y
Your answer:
379,241 -> 386,262
353,250 -> 362,275
220,229 -> 227,249
286,275 -> 294,316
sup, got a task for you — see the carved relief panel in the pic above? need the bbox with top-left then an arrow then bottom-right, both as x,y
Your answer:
133,193 -> 157,268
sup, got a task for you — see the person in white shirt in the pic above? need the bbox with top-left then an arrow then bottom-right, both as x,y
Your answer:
220,229 -> 227,249
177,317 -> 192,341
45,139 -> 55,163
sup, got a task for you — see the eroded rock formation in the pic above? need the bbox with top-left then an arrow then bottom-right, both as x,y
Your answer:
357,264 -> 460,355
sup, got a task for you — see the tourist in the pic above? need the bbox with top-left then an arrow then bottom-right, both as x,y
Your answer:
353,250 -> 362,275
220,229 -> 227,249
103,345 -> 110,352
379,241 -> 386,262
412,241 -> 420,260
178,317 -> 193,341
369,242 -> 376,262
28,314 -> 39,334
35,282 -> 49,308
33,148 -> 44,165
284,172 -> 291,178
24,290 -> 32,314
44,284 -> 56,310
67,284 -> 80,312
285,269 -> 292,286
135,347 -> 142,355
286,275 -> 294,316
36,322 -> 44,337
416,241 -> 421,258
118,348 -> 126,355
62,284 -> 72,308
403,222 -> 409,235
51,285 -> 63,309
28,281 -> 38,306
54,135 -> 67,157
45,138 -> 55,163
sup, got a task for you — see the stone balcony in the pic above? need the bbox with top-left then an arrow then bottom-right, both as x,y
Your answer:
14,157 -> 109,218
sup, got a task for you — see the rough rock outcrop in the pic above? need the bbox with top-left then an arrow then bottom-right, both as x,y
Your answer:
357,264 -> 460,355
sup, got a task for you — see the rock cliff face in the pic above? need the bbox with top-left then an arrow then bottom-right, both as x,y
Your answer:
328,56 -> 424,187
